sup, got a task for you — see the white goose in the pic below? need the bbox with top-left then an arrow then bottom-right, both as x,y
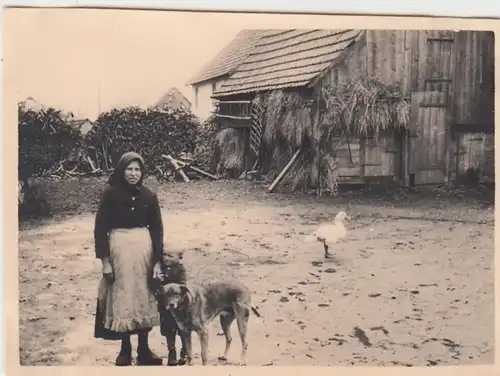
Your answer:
312,211 -> 351,258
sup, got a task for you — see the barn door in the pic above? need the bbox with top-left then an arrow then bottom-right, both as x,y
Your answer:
408,91 -> 449,185
418,30 -> 455,93
406,30 -> 455,186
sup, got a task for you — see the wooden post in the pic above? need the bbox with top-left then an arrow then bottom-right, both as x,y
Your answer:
406,92 -> 420,186
268,149 -> 301,192
360,136 -> 366,181
307,96 -> 320,188
243,127 -> 249,177
445,34 -> 457,184
395,129 -> 405,186
314,96 -> 321,190
187,165 -> 218,180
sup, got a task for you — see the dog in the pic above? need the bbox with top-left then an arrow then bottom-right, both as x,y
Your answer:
158,280 -> 261,366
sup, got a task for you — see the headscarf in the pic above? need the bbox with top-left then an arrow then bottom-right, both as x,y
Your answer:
107,151 -> 146,188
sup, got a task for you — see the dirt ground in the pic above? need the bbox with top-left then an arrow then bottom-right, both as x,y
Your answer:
18,178 -> 495,366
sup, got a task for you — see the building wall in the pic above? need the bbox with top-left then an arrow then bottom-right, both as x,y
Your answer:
314,29 -> 494,184
314,31 -> 402,181
80,121 -> 93,135
363,29 -> 493,126
162,91 -> 192,111
453,31 -> 495,126
322,29 -> 493,125
191,75 -> 229,122
451,133 -> 495,182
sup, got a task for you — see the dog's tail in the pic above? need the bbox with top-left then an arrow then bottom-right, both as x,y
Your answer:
251,306 -> 261,317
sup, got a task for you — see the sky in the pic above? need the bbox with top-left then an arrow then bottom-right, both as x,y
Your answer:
4,9 -> 244,120
6,8 -> 494,122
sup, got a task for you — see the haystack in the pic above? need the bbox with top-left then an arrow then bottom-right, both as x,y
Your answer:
214,127 -> 245,178
320,76 -> 410,141
256,76 -> 411,195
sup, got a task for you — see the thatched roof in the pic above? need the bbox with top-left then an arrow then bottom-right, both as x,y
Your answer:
186,29 -> 268,86
212,29 -> 362,98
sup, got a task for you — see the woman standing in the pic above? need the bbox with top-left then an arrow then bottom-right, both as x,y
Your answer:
93,151 -> 164,366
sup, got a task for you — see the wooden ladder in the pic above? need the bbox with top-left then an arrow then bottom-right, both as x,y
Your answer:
249,100 -> 264,169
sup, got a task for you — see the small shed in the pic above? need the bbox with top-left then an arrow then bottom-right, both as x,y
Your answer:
151,87 -> 192,112
69,118 -> 94,135
212,29 -> 494,188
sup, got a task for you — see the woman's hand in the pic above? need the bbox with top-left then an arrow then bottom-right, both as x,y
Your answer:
153,262 -> 164,281
101,258 -> 114,283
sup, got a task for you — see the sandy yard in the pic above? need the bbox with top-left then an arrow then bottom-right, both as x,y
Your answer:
18,179 -> 495,367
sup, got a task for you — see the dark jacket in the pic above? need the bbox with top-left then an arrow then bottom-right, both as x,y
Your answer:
93,152 -> 164,264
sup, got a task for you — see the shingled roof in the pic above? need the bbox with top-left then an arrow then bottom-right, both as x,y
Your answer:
212,29 -> 362,98
186,29 -> 269,86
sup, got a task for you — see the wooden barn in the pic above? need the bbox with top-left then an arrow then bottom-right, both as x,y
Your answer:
211,29 -> 495,188
186,29 -> 267,122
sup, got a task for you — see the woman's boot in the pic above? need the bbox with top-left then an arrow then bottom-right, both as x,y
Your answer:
137,332 -> 163,366
115,336 -> 132,366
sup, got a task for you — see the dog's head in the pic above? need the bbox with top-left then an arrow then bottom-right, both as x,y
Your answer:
159,283 -> 191,310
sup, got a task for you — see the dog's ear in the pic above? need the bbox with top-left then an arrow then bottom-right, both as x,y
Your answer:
179,284 -> 192,303
179,284 -> 189,296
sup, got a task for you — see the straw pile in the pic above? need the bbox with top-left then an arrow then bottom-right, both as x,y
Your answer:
320,76 -> 410,142
214,127 -> 245,177
262,91 -> 313,150
257,77 -> 410,194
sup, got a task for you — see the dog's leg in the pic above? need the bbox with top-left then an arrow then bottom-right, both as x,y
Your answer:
218,311 -> 235,362
234,305 -> 250,366
181,330 -> 193,365
198,329 -> 209,365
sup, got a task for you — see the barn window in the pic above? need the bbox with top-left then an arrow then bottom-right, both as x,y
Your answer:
215,100 -> 252,122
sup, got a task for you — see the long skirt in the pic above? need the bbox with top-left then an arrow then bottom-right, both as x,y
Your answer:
94,227 -> 160,340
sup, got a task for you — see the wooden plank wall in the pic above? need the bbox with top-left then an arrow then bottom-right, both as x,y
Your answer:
329,136 -> 363,183
365,30 -> 412,96
315,29 -> 493,183
480,31 -> 495,127
315,34 -> 366,183
420,30 -> 455,93
317,31 -> 402,181
364,131 -> 398,176
450,133 -> 495,181
323,31 -> 368,87
453,31 -> 493,125
365,29 -> 491,127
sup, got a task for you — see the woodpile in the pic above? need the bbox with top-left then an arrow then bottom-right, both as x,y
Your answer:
161,154 -> 218,183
